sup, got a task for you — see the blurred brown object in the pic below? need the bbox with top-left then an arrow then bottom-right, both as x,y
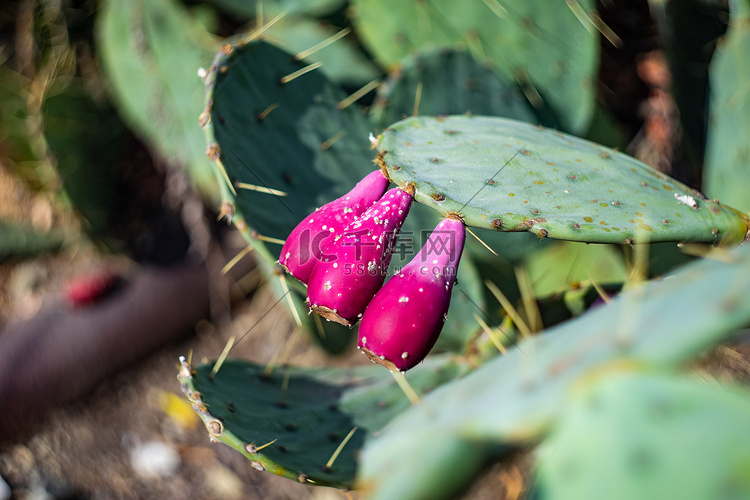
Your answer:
0,262 -> 210,441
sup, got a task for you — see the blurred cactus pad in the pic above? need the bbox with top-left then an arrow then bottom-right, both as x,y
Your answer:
376,115 -> 750,244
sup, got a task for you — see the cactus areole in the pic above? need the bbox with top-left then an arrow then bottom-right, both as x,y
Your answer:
307,186 -> 414,326
279,170 -> 389,284
358,216 -> 466,371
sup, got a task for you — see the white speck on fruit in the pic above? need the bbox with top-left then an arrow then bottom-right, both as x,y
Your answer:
419,288 -> 423,292
323,281 -> 332,291
401,352 -> 409,359
333,262 -> 338,268
399,297 -> 409,303
285,252 -> 291,259
368,261 -> 377,273
361,336 -> 367,345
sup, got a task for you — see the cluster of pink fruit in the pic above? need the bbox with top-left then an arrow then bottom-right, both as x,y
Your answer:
279,170 -> 466,372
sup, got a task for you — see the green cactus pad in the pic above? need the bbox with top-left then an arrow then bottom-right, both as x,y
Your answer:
376,115 -> 750,245
264,17 -> 380,86
370,47 -> 534,130
704,1 -> 750,213
178,355 -> 467,488
204,39 -> 375,249
352,0 -> 598,133
358,242 -> 750,500
97,0 -> 219,201
203,0 -> 346,20
535,370 -> 750,500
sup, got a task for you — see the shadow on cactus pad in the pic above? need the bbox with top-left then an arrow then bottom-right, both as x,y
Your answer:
178,355 -> 467,488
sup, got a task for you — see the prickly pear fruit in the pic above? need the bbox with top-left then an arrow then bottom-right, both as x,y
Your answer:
307,187 -> 413,326
357,216 -> 466,371
279,170 -> 389,284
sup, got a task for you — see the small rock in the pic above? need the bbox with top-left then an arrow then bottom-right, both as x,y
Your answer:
129,441 -> 180,479
203,464 -> 244,500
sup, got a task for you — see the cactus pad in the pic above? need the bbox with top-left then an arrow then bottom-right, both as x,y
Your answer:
704,1 -> 750,212
376,115 -> 750,244
179,355 -> 467,488
535,370 -> 750,500
204,39 -> 375,251
352,0 -> 598,133
370,47 -> 535,130
97,0 -> 218,200
359,242 -> 750,499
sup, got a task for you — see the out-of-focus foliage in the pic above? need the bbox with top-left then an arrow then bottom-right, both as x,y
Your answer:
97,0 -> 219,201
704,0 -> 750,212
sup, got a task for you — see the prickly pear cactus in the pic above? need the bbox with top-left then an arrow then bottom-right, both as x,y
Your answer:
178,355 -> 467,488
534,370 -> 750,500
201,36 -> 487,355
263,16 -> 380,86
201,39 -> 375,248
97,0 -> 219,201
352,0 -> 598,133
358,242 -> 750,500
704,0 -> 750,212
376,115 -> 750,244
370,47 -> 535,130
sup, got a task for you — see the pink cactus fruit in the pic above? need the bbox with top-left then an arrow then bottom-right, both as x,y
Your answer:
306,186 -> 414,326
278,170 -> 389,284
357,216 -> 466,372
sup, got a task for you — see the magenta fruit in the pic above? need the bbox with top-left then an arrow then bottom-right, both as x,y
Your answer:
357,216 -> 466,371
279,170 -> 389,284
306,186 -> 414,326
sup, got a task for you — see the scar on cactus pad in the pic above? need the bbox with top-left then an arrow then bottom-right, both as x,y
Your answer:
358,215 -> 466,372
306,185 -> 414,326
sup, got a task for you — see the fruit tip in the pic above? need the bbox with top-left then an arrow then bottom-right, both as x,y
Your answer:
359,345 -> 401,372
311,304 -> 352,326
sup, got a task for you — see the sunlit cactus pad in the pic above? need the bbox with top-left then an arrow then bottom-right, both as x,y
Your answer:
535,370 -> 750,500
376,115 -> 749,244
352,0 -> 598,134
178,356 -> 466,488
358,242 -> 750,499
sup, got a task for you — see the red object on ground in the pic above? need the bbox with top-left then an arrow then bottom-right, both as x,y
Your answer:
64,268 -> 120,307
